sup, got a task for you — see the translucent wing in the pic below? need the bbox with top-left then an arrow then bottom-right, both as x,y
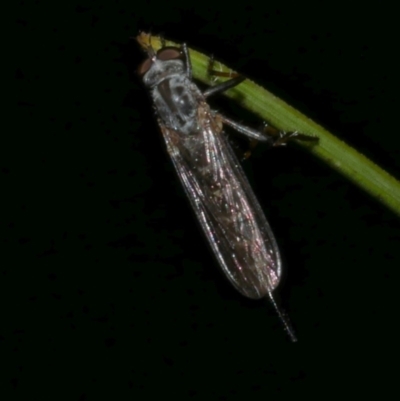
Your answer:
160,101 -> 282,299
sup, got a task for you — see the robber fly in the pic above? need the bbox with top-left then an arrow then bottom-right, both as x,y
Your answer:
138,38 -> 314,341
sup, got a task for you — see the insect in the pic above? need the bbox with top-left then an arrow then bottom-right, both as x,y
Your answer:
138,38 -> 316,341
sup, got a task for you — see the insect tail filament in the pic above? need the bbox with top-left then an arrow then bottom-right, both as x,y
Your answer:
266,291 -> 297,342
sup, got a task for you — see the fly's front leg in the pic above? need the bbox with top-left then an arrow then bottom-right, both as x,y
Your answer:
203,55 -> 245,98
207,54 -> 240,79
159,34 -> 166,48
203,76 -> 246,98
181,43 -> 192,80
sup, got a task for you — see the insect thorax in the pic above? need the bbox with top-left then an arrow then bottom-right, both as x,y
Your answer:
151,75 -> 202,135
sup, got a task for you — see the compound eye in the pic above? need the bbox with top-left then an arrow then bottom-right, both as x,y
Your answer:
137,58 -> 153,76
157,47 -> 182,61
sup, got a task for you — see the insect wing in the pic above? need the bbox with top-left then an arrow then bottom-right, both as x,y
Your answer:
159,106 -> 282,299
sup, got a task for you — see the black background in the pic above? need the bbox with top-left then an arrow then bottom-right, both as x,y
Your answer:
5,1 -> 400,399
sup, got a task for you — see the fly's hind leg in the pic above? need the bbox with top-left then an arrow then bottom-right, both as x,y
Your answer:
218,114 -> 271,162
219,114 -> 273,143
262,124 -> 319,147
219,114 -> 319,148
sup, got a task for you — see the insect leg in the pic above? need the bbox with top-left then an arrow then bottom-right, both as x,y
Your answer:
181,43 -> 192,80
203,54 -> 245,98
159,34 -> 166,48
207,54 -> 241,79
263,124 -> 319,147
203,76 -> 246,98
219,114 -> 273,143
220,114 -> 318,147
242,139 -> 259,161
206,56 -> 318,146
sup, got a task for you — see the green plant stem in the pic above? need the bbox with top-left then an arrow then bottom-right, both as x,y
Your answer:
137,33 -> 400,217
